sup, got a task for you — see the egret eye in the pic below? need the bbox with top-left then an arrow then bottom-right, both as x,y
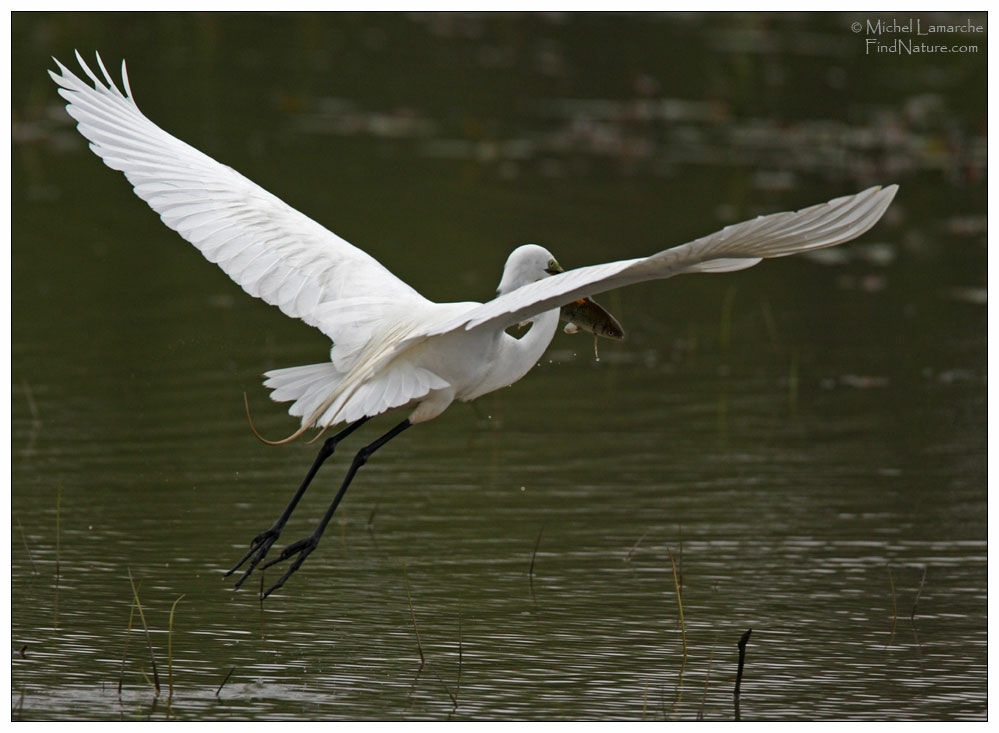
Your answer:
545,259 -> 563,275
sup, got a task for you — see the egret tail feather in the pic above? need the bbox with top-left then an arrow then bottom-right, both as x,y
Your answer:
244,392 -> 316,446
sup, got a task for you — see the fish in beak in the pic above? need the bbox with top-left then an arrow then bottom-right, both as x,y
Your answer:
560,297 -> 625,341
543,258 -> 624,341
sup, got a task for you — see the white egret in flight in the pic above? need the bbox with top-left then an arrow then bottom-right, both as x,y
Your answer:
50,52 -> 898,597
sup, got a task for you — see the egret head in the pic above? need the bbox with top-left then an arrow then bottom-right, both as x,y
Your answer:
498,244 -> 625,342
497,244 -> 561,295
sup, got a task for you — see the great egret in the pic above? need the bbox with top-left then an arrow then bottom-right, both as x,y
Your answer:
50,52 -> 898,597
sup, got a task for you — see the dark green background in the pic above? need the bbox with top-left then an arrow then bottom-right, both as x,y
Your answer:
12,12 -> 986,720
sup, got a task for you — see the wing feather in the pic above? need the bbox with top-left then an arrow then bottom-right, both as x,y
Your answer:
49,52 -> 429,347
403,184 -> 897,346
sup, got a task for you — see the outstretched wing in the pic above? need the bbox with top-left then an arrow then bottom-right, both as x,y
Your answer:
48,52 -> 428,341
403,184 -> 898,345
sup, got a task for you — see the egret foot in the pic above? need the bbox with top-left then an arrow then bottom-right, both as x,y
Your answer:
249,419 -> 413,598
225,526 -> 283,588
223,417 -> 370,592
259,534 -> 321,598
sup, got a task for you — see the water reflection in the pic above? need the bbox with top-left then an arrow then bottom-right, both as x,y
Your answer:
13,11 -> 985,722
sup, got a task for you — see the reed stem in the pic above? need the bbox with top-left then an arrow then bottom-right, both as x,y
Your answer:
403,562 -> 425,668
127,568 -> 160,696
667,548 -> 686,660
168,594 -> 185,698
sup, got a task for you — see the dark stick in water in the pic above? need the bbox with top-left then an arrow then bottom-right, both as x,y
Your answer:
734,628 -> 752,720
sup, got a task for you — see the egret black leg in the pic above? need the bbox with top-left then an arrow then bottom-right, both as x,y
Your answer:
226,416 -> 370,588
260,418 -> 412,598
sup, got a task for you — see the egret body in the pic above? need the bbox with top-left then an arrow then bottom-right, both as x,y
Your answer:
50,53 -> 898,597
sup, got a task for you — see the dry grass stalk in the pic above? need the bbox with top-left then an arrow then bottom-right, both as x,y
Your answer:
403,562 -> 425,668
127,568 -> 160,696
167,594 -> 185,698
667,547 -> 686,660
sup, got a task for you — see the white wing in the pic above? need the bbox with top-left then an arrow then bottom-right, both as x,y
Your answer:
404,184 -> 898,345
48,52 -> 429,345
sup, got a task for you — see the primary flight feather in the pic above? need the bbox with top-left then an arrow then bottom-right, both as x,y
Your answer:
50,52 -> 898,596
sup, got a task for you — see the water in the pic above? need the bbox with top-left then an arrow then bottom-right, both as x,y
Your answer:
12,12 -> 986,721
